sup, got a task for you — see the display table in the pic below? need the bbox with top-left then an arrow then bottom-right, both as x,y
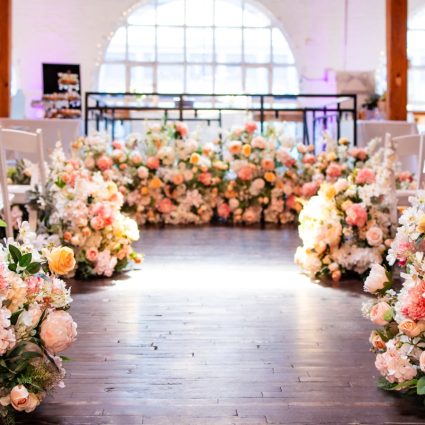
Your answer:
0,118 -> 81,156
357,120 -> 418,147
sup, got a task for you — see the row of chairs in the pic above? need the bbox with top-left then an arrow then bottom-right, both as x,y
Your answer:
0,128 -> 423,239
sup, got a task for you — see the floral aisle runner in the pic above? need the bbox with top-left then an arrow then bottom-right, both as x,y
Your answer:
363,192 -> 425,396
0,223 -> 77,424
33,145 -> 142,279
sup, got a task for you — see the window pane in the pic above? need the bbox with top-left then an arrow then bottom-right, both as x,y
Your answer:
157,0 -> 185,25
128,26 -> 155,61
215,0 -> 242,27
272,28 -> 294,64
158,65 -> 184,92
215,28 -> 242,62
243,3 -> 270,27
157,27 -> 184,61
409,69 -> 425,105
98,64 -> 126,92
272,66 -> 298,94
130,67 -> 154,92
186,0 -> 213,26
187,65 -> 213,93
246,67 -> 269,93
186,28 -> 213,62
128,4 -> 156,25
244,28 -> 271,63
215,66 -> 242,93
408,30 -> 425,66
104,26 -> 126,61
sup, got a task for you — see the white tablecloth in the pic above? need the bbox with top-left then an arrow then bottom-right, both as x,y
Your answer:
0,118 -> 81,157
357,120 -> 418,147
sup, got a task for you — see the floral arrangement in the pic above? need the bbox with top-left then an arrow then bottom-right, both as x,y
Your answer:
0,222 -> 77,423
362,192 -> 425,396
37,144 -> 142,278
295,165 -> 393,281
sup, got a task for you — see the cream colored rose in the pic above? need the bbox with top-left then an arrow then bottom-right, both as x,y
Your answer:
10,385 -> 39,412
364,264 -> 388,293
369,330 -> 386,350
46,247 -> 76,275
370,301 -> 392,326
399,320 -> 425,338
366,226 -> 383,247
40,310 -> 77,354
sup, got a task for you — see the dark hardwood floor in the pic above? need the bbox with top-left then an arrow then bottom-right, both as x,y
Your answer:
18,226 -> 425,424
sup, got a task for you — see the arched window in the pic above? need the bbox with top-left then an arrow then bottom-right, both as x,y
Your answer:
408,7 -> 425,108
98,0 -> 298,94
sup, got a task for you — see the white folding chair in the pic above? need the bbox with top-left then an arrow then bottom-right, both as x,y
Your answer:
0,127 -> 46,238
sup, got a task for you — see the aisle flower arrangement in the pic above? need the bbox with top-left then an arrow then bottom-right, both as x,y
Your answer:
362,192 -> 425,396
0,222 -> 77,423
295,166 -> 393,281
37,144 -> 142,278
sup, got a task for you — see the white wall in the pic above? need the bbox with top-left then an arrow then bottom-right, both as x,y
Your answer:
11,0 -> 420,117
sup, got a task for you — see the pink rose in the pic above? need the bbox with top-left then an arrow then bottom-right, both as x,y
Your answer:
243,207 -> 260,224
146,157 -> 160,170
137,166 -> 149,180
218,203 -> 231,219
172,173 -> 184,185
131,152 -> 143,165
90,216 -> 105,231
370,301 -> 393,326
175,121 -> 188,137
301,182 -> 319,198
40,311 -> 77,354
302,154 -> 316,165
326,163 -> 342,179
86,248 -> 98,262
346,204 -> 368,227
238,166 -> 254,181
96,155 -> 113,171
356,168 -> 376,185
9,385 -> 39,413
244,121 -> 257,134
112,140 -> 124,149
157,198 -> 174,214
399,319 -> 425,338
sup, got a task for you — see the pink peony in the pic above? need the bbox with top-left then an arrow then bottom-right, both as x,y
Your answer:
218,203 -> 231,219
146,157 -> 160,170
40,311 -> 77,354
198,172 -> 213,186
96,155 -> 113,171
245,121 -> 257,134
301,182 -> 319,198
400,280 -> 425,321
157,198 -> 174,214
345,204 -> 368,227
238,166 -> 254,181
356,168 -> 376,185
326,163 -> 342,179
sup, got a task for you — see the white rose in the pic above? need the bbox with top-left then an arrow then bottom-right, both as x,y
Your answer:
364,263 -> 388,293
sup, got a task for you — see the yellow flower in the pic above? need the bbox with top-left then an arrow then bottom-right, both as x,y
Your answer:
417,215 -> 425,234
140,186 -> 149,196
264,172 -> 276,183
242,144 -> 252,157
190,153 -> 200,165
149,177 -> 162,190
324,186 -> 336,200
47,247 -> 76,275
338,137 -> 350,146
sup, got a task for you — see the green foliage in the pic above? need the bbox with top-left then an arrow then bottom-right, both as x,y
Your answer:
417,377 -> 425,395
0,220 -> 6,228
7,245 -> 42,277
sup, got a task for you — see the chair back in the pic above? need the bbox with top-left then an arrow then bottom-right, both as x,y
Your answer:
392,133 -> 425,189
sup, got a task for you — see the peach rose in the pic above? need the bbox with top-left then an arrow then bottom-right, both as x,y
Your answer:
9,386 -> 39,412
137,166 -> 149,180
146,157 -> 160,170
86,247 -> 98,262
399,320 -> 425,338
46,247 -> 76,275
364,263 -> 388,293
366,226 -> 383,247
244,121 -> 257,134
302,154 -> 316,165
261,157 -> 275,171
40,311 -> 77,354
238,166 -> 254,181
229,141 -> 242,155
218,203 -> 231,219
190,153 -> 200,165
198,172 -> 212,186
251,136 -> 266,149
301,182 -> 319,198
96,155 -> 113,171
369,330 -> 386,350
157,198 -> 174,214
326,163 -> 342,178
172,173 -> 184,185
242,144 -> 252,157
370,302 -> 393,326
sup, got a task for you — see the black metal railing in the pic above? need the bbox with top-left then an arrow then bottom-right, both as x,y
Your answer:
84,92 -> 357,146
